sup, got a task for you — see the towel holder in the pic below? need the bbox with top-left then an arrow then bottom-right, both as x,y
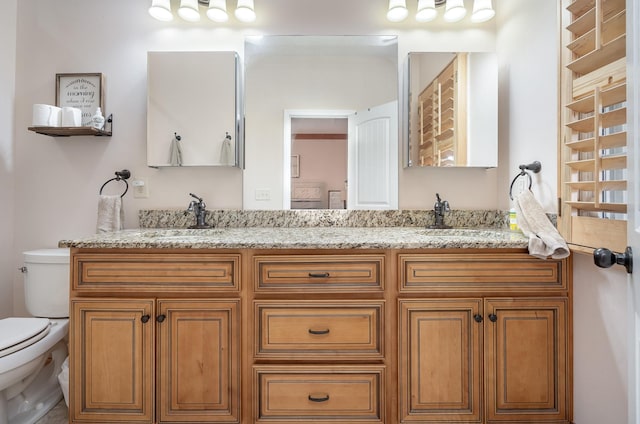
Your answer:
99,169 -> 131,197
509,161 -> 541,200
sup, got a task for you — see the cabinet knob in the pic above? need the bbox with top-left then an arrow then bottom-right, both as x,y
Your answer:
156,314 -> 166,323
308,393 -> 330,403
141,314 -> 150,323
488,313 -> 497,322
473,314 -> 483,323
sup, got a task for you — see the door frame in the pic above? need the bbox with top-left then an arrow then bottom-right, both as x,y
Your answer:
627,0 -> 640,422
282,109 -> 354,209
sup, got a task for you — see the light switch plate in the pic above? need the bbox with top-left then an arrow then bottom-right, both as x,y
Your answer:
255,189 -> 271,201
132,178 -> 149,198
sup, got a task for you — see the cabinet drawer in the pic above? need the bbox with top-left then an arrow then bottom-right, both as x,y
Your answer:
73,252 -> 240,293
399,253 -> 568,294
255,301 -> 384,360
254,254 -> 384,292
254,366 -> 385,423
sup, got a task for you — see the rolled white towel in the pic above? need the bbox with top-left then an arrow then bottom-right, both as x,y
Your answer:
514,190 -> 570,259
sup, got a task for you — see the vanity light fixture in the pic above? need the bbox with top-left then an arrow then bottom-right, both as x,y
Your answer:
148,0 -> 257,23
443,0 -> 466,22
386,0 -> 494,23
416,0 -> 437,22
386,0 -> 409,23
470,0 -> 495,22
149,0 -> 173,21
206,0 -> 229,22
178,0 -> 201,21
235,0 -> 256,22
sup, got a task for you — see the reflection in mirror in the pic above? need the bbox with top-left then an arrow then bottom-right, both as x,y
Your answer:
146,51 -> 242,167
291,117 -> 347,210
406,52 -> 497,168
244,36 -> 399,210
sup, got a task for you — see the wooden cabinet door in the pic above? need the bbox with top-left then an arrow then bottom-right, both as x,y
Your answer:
399,299 -> 482,423
70,299 -> 154,423
484,298 -> 569,423
157,299 -> 240,423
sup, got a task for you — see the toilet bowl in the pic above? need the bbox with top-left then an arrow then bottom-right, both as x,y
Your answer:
0,248 -> 70,424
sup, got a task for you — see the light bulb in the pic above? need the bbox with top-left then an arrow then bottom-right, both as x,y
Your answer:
416,0 -> 437,22
471,0 -> 495,22
207,0 -> 229,22
443,0 -> 466,22
178,0 -> 201,22
149,0 -> 173,21
235,0 -> 256,22
387,0 -> 409,22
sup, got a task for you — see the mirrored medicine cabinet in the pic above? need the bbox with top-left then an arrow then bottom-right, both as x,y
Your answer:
146,51 -> 243,168
405,51 -> 498,168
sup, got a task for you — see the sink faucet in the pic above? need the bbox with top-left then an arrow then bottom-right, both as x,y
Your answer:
185,193 -> 211,229
429,193 -> 451,229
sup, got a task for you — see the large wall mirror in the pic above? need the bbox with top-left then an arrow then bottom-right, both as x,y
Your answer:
147,51 -> 243,168
405,52 -> 497,168
244,35 -> 399,210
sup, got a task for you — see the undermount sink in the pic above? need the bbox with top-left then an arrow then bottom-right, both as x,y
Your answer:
137,228 -> 225,238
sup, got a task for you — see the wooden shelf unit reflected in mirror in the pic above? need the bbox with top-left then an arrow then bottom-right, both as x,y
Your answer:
417,53 -> 467,167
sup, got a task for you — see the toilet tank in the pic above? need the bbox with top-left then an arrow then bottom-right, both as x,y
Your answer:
23,248 -> 70,318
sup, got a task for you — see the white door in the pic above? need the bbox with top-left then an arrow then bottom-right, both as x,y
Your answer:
628,1 -> 640,422
347,101 -> 398,210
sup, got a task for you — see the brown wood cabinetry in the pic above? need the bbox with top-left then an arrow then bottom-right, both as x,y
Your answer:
250,252 -> 388,423
398,253 -> 571,424
69,252 -> 241,423
69,248 -> 570,423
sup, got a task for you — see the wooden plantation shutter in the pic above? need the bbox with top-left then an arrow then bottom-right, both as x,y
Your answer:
559,0 -> 627,254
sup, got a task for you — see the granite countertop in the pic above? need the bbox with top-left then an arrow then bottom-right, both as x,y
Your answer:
58,227 -> 528,250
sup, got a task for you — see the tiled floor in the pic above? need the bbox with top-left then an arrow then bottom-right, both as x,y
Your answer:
34,400 -> 67,424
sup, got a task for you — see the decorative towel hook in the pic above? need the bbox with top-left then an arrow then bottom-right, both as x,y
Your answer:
509,161 -> 541,200
99,169 -> 131,197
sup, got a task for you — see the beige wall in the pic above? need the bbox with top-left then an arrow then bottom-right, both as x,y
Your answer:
7,0 -> 630,420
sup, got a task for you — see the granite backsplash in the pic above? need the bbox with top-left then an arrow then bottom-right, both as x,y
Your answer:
139,209 -> 515,229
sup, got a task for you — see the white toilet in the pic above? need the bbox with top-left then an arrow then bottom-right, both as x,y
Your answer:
0,248 -> 70,424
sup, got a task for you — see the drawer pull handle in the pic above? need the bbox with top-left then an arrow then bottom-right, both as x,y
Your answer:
308,393 -> 330,403
308,328 -> 330,335
141,314 -> 151,323
308,272 -> 330,278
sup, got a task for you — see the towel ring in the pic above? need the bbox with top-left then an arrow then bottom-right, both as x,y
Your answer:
99,169 -> 131,198
509,161 -> 541,200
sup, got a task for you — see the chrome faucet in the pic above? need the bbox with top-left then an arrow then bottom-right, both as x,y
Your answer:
429,193 -> 451,229
185,193 -> 211,229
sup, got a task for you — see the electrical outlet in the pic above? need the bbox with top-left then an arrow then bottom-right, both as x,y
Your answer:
132,178 -> 149,198
255,189 -> 271,201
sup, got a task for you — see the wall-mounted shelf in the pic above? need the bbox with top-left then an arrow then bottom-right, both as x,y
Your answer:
28,114 -> 113,137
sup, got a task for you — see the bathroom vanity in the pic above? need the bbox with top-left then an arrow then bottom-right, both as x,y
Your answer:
61,227 -> 572,423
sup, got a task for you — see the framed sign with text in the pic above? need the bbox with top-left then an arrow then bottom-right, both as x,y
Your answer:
56,73 -> 104,126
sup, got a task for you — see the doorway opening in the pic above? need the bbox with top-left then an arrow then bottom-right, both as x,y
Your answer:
283,110 -> 353,210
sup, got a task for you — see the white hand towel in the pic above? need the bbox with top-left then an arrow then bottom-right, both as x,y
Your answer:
220,136 -> 234,166
169,136 -> 183,166
514,190 -> 570,259
96,195 -> 124,233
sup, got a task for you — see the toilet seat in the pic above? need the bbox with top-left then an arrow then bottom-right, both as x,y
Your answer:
0,317 -> 50,358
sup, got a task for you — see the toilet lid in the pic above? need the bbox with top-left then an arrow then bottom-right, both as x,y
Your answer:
0,317 -> 50,358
